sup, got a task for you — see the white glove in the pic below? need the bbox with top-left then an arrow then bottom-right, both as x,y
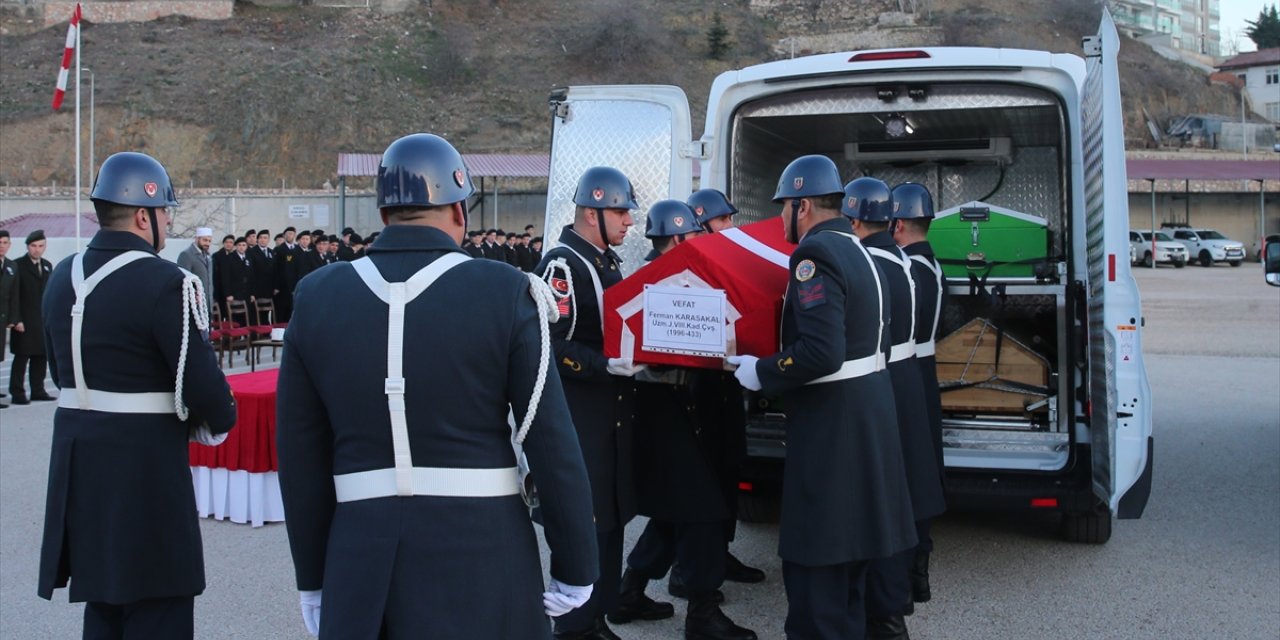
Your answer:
725,355 -> 762,391
188,424 -> 229,446
606,357 -> 647,377
543,579 -> 593,618
299,590 -> 322,637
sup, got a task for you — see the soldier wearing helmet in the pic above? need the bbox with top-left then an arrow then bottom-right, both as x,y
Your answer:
845,177 -> 945,640
534,166 -> 649,640
615,199 -> 758,640
725,156 -> 916,639
687,188 -> 739,234
890,182 -> 946,615
38,151 -> 237,638
277,133 -> 598,638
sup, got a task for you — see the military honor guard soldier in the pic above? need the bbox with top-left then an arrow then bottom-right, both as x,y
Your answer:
844,178 -> 946,640
535,166 -> 648,640
37,151 -> 237,639
891,182 -> 948,609
725,155 -> 917,640
617,199 -> 758,640
276,133 -> 599,639
0,229 -> 17,408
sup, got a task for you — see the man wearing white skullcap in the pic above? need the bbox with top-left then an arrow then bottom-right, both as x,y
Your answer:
176,227 -> 215,313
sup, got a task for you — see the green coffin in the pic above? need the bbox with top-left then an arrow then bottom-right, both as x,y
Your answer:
927,201 -> 1048,278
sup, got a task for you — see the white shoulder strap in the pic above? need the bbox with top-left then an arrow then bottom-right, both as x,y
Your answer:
867,246 -> 918,352
822,231 -> 886,369
557,244 -> 605,332
70,251 -> 157,411
350,252 -> 470,497
910,254 -> 944,347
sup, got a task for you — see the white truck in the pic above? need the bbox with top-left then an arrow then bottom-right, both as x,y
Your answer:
540,11 -> 1153,543
1164,226 -> 1246,267
1130,229 -> 1188,268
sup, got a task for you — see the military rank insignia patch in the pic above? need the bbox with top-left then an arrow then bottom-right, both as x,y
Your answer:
797,277 -> 826,309
795,259 -> 816,282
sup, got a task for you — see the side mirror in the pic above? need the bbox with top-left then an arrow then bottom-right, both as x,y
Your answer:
1265,235 -> 1280,287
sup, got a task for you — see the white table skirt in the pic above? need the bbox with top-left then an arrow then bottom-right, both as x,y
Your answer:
191,466 -> 286,528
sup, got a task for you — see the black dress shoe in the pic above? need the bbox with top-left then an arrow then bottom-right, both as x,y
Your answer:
685,595 -> 758,640
668,572 -> 725,603
30,393 -> 56,402
9,394 -> 29,405
608,569 -> 675,624
724,552 -> 765,583
868,615 -> 910,640
555,618 -> 621,640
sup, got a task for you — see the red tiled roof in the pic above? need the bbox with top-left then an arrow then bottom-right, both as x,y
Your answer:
1217,48 -> 1280,71
1208,71 -> 1245,88
0,213 -> 100,239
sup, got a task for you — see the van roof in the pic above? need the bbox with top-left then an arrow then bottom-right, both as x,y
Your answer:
724,47 -> 1085,87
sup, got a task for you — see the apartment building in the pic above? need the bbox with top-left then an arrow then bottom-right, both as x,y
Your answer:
1110,0 -> 1221,57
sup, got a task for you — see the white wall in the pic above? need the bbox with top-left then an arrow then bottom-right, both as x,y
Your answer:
1242,65 -> 1280,121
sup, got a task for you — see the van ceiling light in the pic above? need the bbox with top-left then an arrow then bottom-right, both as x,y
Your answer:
884,114 -> 913,138
845,137 -> 1014,165
850,50 -> 932,62
876,87 -> 898,102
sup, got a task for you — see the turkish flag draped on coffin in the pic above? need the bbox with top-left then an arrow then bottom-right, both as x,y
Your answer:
603,217 -> 794,369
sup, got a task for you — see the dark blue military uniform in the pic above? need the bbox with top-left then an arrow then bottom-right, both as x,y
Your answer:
860,230 -> 946,623
752,217 -> 917,640
277,225 -> 598,639
902,240 -> 946,482
534,225 -> 637,635
38,230 -> 236,634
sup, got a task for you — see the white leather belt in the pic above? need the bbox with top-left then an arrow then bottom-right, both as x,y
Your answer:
805,353 -> 886,385
58,390 -> 176,414
916,340 -> 936,358
333,466 -> 521,503
888,339 -> 916,363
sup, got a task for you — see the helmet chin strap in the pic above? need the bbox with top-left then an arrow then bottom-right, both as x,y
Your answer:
595,207 -> 610,250
459,199 -> 470,233
147,207 -> 161,250
789,198 -> 802,244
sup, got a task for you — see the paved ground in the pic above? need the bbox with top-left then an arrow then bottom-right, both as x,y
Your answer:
1,261 -> 1277,639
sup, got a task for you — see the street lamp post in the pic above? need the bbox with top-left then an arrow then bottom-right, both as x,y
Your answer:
80,68 -> 94,180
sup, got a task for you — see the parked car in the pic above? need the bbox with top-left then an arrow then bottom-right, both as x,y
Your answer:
1130,230 -> 1187,268
1164,226 -> 1245,267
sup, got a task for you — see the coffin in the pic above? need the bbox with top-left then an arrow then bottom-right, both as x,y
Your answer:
936,317 -> 1051,413
603,218 -> 793,369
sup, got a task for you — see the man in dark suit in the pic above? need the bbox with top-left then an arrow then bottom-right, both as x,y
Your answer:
482,228 -> 502,260
618,201 -> 756,640
211,234 -> 235,316
514,233 -> 533,271
295,231 -> 322,283
464,231 -> 485,258
0,229 -> 17,408
726,156 -> 917,640
221,237 -> 256,318
275,227 -> 300,321
9,229 -> 54,404
337,228 -> 357,262
248,231 -> 277,324
535,166 -> 647,640
38,151 -> 236,639
277,133 -> 598,638
846,178 -> 945,640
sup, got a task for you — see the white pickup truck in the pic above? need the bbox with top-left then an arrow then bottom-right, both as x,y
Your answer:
1166,227 -> 1246,267
1130,230 -> 1187,268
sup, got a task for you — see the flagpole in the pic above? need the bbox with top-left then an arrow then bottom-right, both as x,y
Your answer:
74,4 -> 82,251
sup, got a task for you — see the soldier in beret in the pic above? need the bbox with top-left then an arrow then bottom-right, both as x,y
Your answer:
8,228 -> 54,404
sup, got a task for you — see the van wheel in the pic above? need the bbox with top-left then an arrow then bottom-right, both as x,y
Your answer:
1142,252 -> 1153,268
1061,509 -> 1112,544
1199,251 -> 1212,267
737,492 -> 781,524
1229,260 -> 1241,267
1173,258 -> 1185,268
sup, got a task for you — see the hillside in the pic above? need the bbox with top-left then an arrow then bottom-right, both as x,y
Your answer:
0,0 -> 1247,189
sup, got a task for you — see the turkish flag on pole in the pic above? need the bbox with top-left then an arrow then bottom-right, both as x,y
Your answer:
51,3 -> 81,111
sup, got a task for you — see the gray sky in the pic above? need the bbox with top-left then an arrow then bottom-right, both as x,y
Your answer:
1221,0 -> 1271,53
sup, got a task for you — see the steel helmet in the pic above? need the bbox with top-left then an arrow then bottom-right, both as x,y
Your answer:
687,188 -> 737,226
772,155 -> 844,202
573,166 -> 639,210
891,182 -> 935,219
90,152 -> 179,208
841,177 -> 894,222
377,133 -> 475,209
644,200 -> 700,239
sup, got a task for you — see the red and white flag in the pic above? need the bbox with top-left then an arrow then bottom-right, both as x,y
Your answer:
51,2 -> 82,111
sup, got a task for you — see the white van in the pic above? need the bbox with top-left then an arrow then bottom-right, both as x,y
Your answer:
540,11 -> 1152,543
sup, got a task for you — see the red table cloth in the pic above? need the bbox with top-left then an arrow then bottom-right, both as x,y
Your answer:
188,369 -> 279,472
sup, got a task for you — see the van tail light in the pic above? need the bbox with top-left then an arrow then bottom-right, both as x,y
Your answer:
738,481 -> 755,492
1030,498 -> 1058,508
849,50 -> 931,62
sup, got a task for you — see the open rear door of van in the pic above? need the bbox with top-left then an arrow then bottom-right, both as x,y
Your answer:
543,85 -> 695,271
1082,9 -> 1154,520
